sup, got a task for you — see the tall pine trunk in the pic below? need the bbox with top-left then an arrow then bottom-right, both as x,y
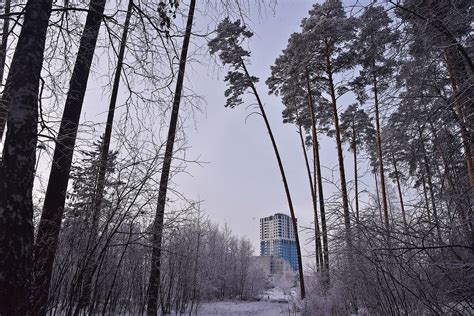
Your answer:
0,0 -> 11,141
306,73 -> 330,282
373,75 -> 389,231
374,170 -> 383,222
146,1 -> 196,314
32,1 -> 107,314
297,121 -> 322,271
77,2 -> 133,312
0,0 -> 53,314
325,53 -> 352,250
352,122 -> 360,221
444,46 -> 474,195
419,130 -> 442,243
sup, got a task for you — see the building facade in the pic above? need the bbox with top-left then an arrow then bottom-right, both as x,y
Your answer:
259,213 -> 298,271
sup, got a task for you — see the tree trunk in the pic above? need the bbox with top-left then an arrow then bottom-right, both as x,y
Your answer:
306,73 -> 329,282
32,1 -> 107,314
146,1 -> 196,314
419,131 -> 442,244
325,54 -> 352,250
241,60 -> 305,299
296,121 -> 322,271
444,45 -> 474,195
0,0 -> 53,314
373,75 -> 389,231
352,123 -> 360,221
0,0 -> 11,141
421,174 -> 431,224
78,1 -> 133,311
374,170 -> 382,222
392,157 -> 407,227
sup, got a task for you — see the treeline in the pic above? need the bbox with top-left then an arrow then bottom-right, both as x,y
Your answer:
36,139 -> 267,315
50,144 -> 265,314
209,1 -> 473,315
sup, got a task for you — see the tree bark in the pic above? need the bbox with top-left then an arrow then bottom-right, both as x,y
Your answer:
419,131 -> 442,244
241,61 -> 306,299
0,0 -> 11,141
374,170 -> 382,222
325,53 -> 352,250
352,122 -> 360,221
32,1 -> 107,314
392,157 -> 407,227
0,0 -> 53,314
306,73 -> 330,282
77,2 -> 133,311
296,121 -> 322,271
373,74 -> 389,231
146,1 -> 196,314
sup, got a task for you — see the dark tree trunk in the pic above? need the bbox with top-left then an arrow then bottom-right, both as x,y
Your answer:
78,2 -> 133,312
241,60 -> 306,299
146,1 -> 196,314
421,174 -> 431,224
0,0 -> 11,141
419,131 -> 442,243
352,123 -> 360,221
296,121 -> 322,271
32,1 -> 107,314
0,0 -> 53,314
325,53 -> 352,249
392,157 -> 407,227
374,170 -> 383,222
306,73 -> 330,282
373,75 -> 389,231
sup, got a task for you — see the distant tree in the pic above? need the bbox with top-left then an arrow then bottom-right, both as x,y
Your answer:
209,18 -> 306,299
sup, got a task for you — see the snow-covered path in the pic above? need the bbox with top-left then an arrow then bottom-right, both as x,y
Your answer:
196,301 -> 298,315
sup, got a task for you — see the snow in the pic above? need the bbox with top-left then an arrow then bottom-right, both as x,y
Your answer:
195,287 -> 300,315
196,301 -> 298,316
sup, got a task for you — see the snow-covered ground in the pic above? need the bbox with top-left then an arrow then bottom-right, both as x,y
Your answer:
196,301 -> 298,315
195,287 -> 300,315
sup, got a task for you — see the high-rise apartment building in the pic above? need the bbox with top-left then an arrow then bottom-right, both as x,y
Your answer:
259,213 -> 298,271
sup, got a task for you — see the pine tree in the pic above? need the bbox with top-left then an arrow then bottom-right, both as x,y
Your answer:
267,31 -> 332,281
351,6 -> 400,232
300,0 -> 357,255
209,18 -> 306,299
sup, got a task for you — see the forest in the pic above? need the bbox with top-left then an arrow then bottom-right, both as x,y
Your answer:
0,0 -> 472,315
